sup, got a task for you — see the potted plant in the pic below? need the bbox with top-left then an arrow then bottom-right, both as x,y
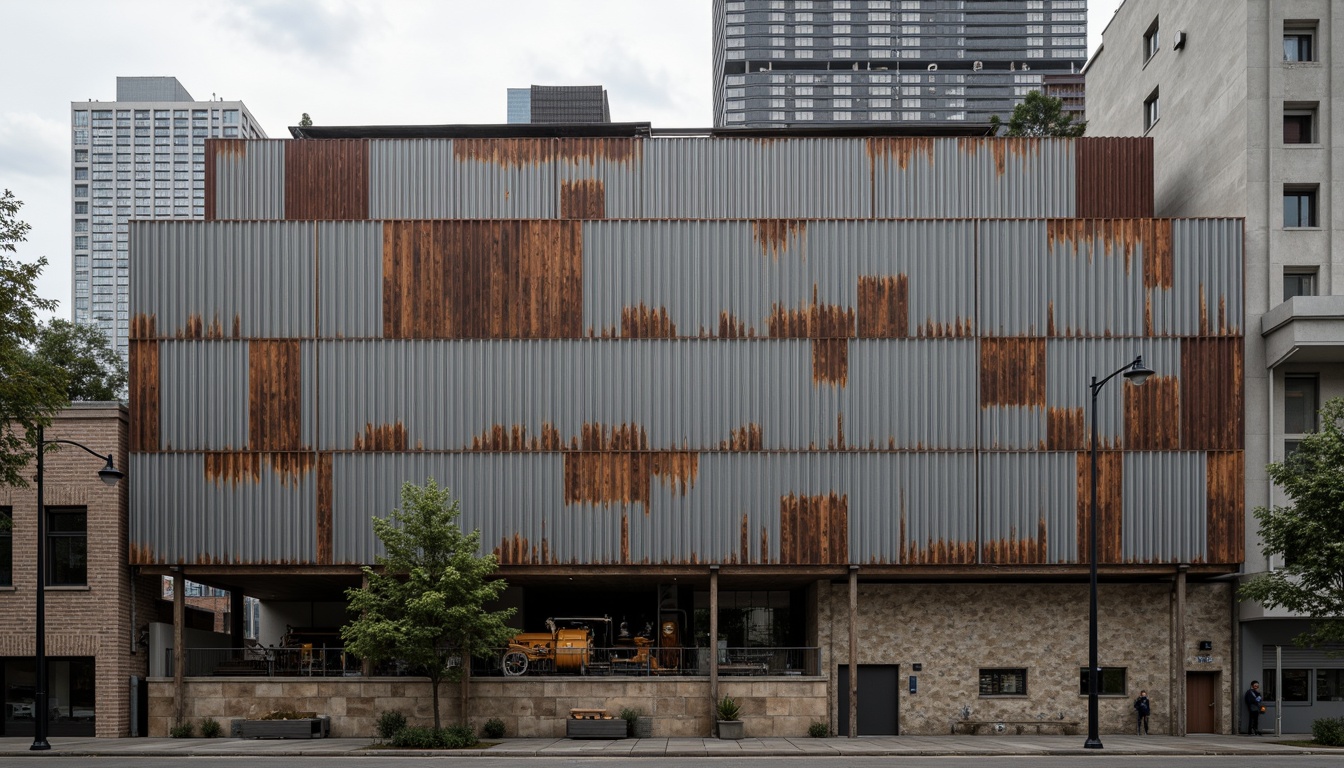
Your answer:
620,707 -> 652,738
716,695 -> 744,739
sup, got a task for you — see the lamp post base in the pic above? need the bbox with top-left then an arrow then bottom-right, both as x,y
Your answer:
1084,738 -> 1104,749
30,740 -> 51,751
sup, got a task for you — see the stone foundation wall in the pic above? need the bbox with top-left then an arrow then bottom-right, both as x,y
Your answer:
820,581 -> 1234,735
148,676 -> 828,738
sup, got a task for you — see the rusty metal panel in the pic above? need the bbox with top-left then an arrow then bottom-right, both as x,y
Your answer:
129,453 -> 316,565
1181,338 -> 1244,450
1205,451 -> 1245,564
158,341 -> 249,451
1045,338 -> 1184,451
871,138 -> 1076,218
1157,219 -> 1244,337
640,138 -> 871,219
1076,138 -> 1153,218
1122,452 -> 1208,563
1045,220 -> 1148,338
248,340 -> 307,451
450,139 -> 558,218
130,221 -> 316,339
284,140 -> 369,220
314,339 -> 977,453
316,221 -> 383,339
128,340 -> 160,452
581,220 -> 975,340
1075,449 -> 1123,563
208,139 -> 285,221
381,220 -> 583,339
979,453 -> 1077,564
555,138 -> 644,219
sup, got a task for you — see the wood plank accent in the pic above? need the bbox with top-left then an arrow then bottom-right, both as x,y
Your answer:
1075,137 -> 1153,218
1124,375 -> 1181,450
129,340 -> 160,452
1076,451 -> 1123,563
248,340 -> 303,451
561,179 -> 606,219
778,493 -> 848,564
979,338 -> 1046,408
284,140 -> 369,220
382,220 -> 583,339
1205,451 -> 1244,564
316,453 -> 333,565
856,275 -> 909,338
1180,339 -> 1244,450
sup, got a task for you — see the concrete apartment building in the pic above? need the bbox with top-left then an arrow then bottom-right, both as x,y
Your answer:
125,127 -> 1244,738
506,85 -> 612,123
712,0 -> 1088,127
0,404 -> 161,738
70,77 -> 266,360
1086,0 -> 1344,733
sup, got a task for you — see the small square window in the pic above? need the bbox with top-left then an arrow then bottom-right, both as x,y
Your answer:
1283,107 -> 1316,144
1143,88 -> 1160,131
1284,186 -> 1318,227
1143,19 -> 1159,61
1283,269 -> 1317,301
979,668 -> 1027,696
1284,27 -> 1315,62
1079,667 -> 1128,696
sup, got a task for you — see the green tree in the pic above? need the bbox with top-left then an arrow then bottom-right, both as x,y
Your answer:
989,90 -> 1087,137
35,319 -> 126,401
299,113 -> 313,127
1240,397 -> 1344,650
342,479 -> 516,729
0,189 -> 67,488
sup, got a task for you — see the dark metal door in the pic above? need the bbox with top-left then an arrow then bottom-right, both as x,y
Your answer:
1186,672 -> 1218,733
837,664 -> 900,735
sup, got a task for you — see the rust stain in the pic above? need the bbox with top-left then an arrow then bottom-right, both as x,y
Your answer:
898,504 -> 977,564
284,139 -> 369,220
1047,407 -> 1086,451
768,286 -> 855,338
382,220 -> 583,340
129,340 -> 160,452
956,137 -> 1040,176
856,275 -> 909,338
316,453 -> 333,565
178,312 -> 226,340
778,493 -> 848,565
563,450 -> 698,508
268,453 -> 314,488
204,452 -> 262,486
982,518 -> 1049,564
722,424 -> 763,451
1181,339 -> 1244,450
129,541 -> 158,565
248,340 -> 302,451
717,311 -> 747,338
130,313 -> 158,340
621,512 -> 630,564
233,314 -> 241,339
979,338 -> 1046,408
1205,452 -> 1245,564
354,422 -> 408,451
918,317 -> 975,338
1046,301 -> 1056,337
866,137 -> 934,170
560,178 -> 606,219
469,422 -> 562,451
1198,284 -> 1209,335
751,220 -> 808,260
452,137 -> 642,168
580,422 -> 648,450
1076,451 -> 1123,563
1124,375 -> 1180,450
812,339 -> 849,387
1142,220 -> 1174,289
740,513 -> 751,564
620,303 -> 677,338
494,532 -> 547,565
650,452 -> 699,495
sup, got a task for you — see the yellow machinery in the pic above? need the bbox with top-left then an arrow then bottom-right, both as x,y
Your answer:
501,619 -> 593,676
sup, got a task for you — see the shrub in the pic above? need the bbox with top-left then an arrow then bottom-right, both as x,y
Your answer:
169,722 -> 195,738
619,707 -> 643,736
377,710 -> 408,740
481,717 -> 506,739
443,724 -> 479,748
716,696 -> 741,721
199,718 -> 223,738
1313,716 -> 1344,747
390,726 -> 442,748
808,721 -> 829,738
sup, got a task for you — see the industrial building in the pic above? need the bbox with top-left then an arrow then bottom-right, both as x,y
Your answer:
1085,0 -> 1344,733
127,126 -> 1244,738
506,85 -> 612,124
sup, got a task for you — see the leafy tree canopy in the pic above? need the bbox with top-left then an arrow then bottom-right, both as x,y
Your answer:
35,319 -> 126,402
342,479 -> 516,729
989,90 -> 1087,137
299,113 -> 313,127
1240,397 -> 1344,650
0,190 -> 67,488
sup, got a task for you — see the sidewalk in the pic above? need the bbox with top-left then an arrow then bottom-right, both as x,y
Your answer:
0,733 -> 1334,758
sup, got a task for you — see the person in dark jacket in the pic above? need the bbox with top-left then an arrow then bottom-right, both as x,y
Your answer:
1244,680 -> 1264,735
1134,690 -> 1152,735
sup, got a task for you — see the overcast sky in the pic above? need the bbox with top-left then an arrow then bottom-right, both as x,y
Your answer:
1,0 -> 1122,319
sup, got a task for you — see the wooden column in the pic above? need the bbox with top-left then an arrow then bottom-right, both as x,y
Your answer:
848,564 -> 858,739
1174,564 -> 1188,736
173,570 -> 185,726
709,565 -> 719,736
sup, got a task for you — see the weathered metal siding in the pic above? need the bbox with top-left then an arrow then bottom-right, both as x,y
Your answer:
284,140 -> 369,220
978,453 -> 1077,564
1122,452 -> 1207,563
1042,338 -> 1184,451
207,139 -> 285,221
1164,219 -> 1244,336
130,221 -> 316,339
130,453 -> 317,565
1076,138 -> 1153,218
159,342 -> 249,451
871,138 -> 1076,219
316,221 -> 383,338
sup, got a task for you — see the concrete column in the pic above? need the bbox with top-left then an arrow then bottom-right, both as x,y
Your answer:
709,565 -> 719,736
848,565 -> 858,739
173,570 -> 185,726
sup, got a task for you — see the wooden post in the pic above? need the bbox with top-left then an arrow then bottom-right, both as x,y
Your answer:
173,570 -> 185,726
1174,564 -> 1188,736
848,565 -> 858,738
709,565 -> 719,736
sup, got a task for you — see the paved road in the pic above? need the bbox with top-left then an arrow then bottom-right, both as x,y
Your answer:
3,758 -> 1343,768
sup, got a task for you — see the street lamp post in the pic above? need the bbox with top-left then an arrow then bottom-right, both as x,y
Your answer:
30,425 -> 123,751
1084,355 -> 1153,749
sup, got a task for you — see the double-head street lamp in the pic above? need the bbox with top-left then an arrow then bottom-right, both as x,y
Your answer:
31,426 -> 123,751
1084,355 -> 1154,749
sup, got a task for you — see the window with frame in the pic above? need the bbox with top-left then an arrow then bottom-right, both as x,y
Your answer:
1284,374 -> 1319,435
1263,669 -> 1311,702
1283,104 -> 1317,144
0,507 -> 11,587
980,668 -> 1027,696
1318,670 -> 1344,702
1283,269 -> 1317,301
46,506 -> 87,586
1143,18 -> 1159,61
1284,26 -> 1315,62
1284,186 -> 1318,228
1143,88 -> 1160,131
1078,667 -> 1128,695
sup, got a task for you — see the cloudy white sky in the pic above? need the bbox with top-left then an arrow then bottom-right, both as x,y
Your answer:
2,0 -> 1122,318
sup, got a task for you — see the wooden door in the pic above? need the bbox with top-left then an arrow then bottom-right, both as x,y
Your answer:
1186,672 -> 1218,733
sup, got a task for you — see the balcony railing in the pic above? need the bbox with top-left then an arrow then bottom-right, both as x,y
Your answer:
177,646 -> 821,679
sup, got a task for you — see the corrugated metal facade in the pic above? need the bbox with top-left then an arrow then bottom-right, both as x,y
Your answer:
130,135 -> 1240,569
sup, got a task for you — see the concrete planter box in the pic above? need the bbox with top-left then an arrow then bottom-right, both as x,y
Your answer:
232,716 -> 330,739
717,720 -> 744,739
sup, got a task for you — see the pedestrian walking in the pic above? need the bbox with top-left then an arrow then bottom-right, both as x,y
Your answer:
1134,689 -> 1152,735
1244,680 -> 1264,735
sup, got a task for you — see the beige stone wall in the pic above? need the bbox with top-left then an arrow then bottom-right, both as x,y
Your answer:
821,581 -> 1233,735
149,676 -> 828,738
